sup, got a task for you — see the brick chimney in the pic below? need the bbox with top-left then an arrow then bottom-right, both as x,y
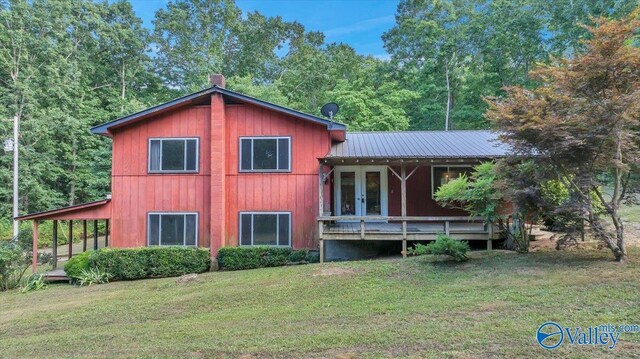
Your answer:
209,74 -> 225,88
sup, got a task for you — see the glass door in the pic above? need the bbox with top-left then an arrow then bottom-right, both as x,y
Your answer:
338,171 -> 359,216
335,166 -> 387,220
363,171 -> 382,216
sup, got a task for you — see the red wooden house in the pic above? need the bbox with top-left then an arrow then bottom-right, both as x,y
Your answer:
18,75 -> 509,269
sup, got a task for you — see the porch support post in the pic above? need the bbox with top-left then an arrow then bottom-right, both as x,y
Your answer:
68,220 -> 73,259
105,219 -> 109,247
318,163 -> 324,217
32,220 -> 39,273
82,220 -> 87,252
487,222 -> 494,250
52,220 -> 58,269
93,220 -> 98,250
401,163 -> 407,258
318,163 -> 324,263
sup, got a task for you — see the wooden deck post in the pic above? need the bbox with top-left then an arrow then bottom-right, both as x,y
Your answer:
401,164 -> 407,258
68,220 -> 73,259
445,221 -> 450,236
82,220 -> 87,252
52,220 -> 58,269
319,239 -> 324,263
105,219 -> 109,247
487,222 -> 494,250
93,220 -> 98,250
360,219 -> 365,240
32,220 -> 39,273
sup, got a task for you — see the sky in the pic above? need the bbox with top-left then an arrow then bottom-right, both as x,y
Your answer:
129,0 -> 400,58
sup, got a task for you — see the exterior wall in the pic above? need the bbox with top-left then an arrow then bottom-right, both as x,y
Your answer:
387,166 -> 468,217
224,105 -> 332,249
110,106 -> 212,248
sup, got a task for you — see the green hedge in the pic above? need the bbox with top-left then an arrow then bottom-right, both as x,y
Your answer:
64,251 -> 92,279
64,247 -> 210,281
217,247 -> 318,271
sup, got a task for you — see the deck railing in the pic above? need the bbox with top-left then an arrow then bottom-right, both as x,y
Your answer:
316,215 -> 498,262
318,215 -> 491,239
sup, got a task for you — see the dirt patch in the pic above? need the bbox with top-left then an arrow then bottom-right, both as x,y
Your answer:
312,267 -> 356,277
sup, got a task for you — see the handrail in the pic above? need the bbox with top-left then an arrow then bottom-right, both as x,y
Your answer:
317,215 -> 485,222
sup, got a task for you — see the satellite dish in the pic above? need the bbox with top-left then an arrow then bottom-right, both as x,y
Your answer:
321,103 -> 339,120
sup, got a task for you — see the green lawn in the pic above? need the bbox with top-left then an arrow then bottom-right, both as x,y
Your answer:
1,249 -> 640,358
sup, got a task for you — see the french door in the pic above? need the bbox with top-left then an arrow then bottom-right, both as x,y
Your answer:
334,166 -> 388,219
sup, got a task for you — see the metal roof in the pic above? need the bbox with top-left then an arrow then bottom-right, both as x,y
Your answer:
91,86 -> 346,135
15,199 -> 111,221
326,130 -> 509,159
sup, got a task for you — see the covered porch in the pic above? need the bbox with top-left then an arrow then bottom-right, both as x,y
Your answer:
317,158 -> 501,262
15,199 -> 112,278
317,131 -> 509,262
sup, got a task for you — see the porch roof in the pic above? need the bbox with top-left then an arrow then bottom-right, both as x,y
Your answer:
325,130 -> 509,160
15,199 -> 111,221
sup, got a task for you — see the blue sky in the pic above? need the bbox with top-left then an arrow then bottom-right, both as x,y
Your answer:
129,0 -> 399,58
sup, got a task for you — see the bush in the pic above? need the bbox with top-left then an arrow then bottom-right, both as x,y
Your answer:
0,241 -> 30,291
76,268 -> 112,286
408,235 -> 470,262
90,247 -> 210,280
64,251 -> 92,279
22,274 -> 47,293
217,247 -> 316,271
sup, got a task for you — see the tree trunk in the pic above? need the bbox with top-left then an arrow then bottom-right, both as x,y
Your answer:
445,61 -> 451,131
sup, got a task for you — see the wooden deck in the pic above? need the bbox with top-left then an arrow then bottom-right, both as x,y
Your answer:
319,216 -> 498,241
43,268 -> 70,282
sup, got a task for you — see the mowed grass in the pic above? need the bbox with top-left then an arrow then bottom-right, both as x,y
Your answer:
1,249 -> 640,358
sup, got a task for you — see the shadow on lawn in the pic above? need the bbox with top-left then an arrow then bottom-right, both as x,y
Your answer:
424,248 -> 629,273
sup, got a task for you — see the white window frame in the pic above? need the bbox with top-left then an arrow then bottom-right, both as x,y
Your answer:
238,136 -> 291,172
239,211 -> 292,247
147,212 -> 199,246
148,137 -> 200,173
431,165 -> 475,199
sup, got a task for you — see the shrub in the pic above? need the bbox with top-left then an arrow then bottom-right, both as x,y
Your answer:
408,235 -> 470,262
76,268 -> 112,286
90,247 -> 210,280
22,274 -> 47,293
0,241 -> 30,291
64,251 -> 92,280
217,247 -> 315,270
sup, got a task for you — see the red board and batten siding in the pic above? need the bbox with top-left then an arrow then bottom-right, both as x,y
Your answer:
109,100 -> 332,252
110,106 -> 212,248
224,104 -> 332,249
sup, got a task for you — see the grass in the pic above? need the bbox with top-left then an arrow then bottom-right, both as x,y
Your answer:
1,248 -> 640,358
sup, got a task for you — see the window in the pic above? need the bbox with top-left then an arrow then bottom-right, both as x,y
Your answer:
148,213 -> 198,246
148,138 -> 198,173
239,212 -> 291,246
239,137 -> 290,172
431,166 -> 474,198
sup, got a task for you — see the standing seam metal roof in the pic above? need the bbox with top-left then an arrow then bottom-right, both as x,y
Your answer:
327,130 -> 509,158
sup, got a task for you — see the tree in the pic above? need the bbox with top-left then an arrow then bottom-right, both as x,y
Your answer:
486,10 -> 640,261
434,162 -> 536,252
